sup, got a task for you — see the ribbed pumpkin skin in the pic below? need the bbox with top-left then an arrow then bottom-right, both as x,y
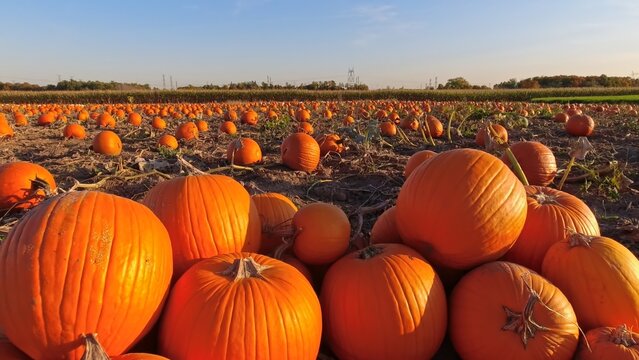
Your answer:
502,186 -> 600,272
292,202 -> 350,265
503,141 -> 557,186
281,133 -> 320,172
112,354 -> 170,360
576,326 -> 639,360
251,192 -> 298,254
321,244 -> 447,360
542,235 -> 639,331
143,175 -> 261,278
370,206 -> 402,244
450,261 -> 579,360
403,150 -> 437,178
0,191 -> 173,360
0,161 -> 57,211
159,253 -> 322,360
396,149 -> 527,269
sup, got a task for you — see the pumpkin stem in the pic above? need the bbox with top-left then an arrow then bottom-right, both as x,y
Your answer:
220,257 -> 271,281
80,333 -> 110,360
31,176 -> 54,196
611,325 -> 638,347
566,230 -> 593,248
358,245 -> 384,260
501,292 -> 549,348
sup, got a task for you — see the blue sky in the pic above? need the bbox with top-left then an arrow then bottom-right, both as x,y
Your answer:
1,0 -> 638,89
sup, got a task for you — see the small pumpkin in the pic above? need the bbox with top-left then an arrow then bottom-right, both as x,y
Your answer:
297,121 -> 314,135
292,202 -> 350,265
240,109 -> 259,125
424,114 -> 444,138
92,130 -> 122,156
0,161 -> 56,211
475,123 -> 508,147
151,117 -> 166,130
195,120 -> 208,132
403,150 -> 437,178
128,112 -> 143,126
281,133 -> 321,172
316,134 -> 344,156
226,138 -> 262,165
63,124 -> 87,139
575,325 -> 639,360
553,113 -> 569,123
219,120 -> 237,135
379,121 -> 396,136
503,141 -> 557,186
369,206 -> 402,244
158,134 -> 178,150
37,112 -> 56,126
96,112 -> 116,128
175,121 -> 199,141
566,114 -> 595,136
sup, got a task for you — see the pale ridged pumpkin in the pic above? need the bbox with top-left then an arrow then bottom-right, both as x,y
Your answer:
396,149 -> 527,269
503,141 -> 557,186
321,244 -> 447,360
369,206 -> 402,244
142,175 -> 261,278
0,191 -> 173,360
281,133 -> 320,172
576,325 -> 639,360
450,261 -> 579,360
502,186 -> 600,272
292,202 -> 350,265
542,233 -> 639,331
0,161 -> 56,211
251,192 -> 298,255
159,253 -> 322,360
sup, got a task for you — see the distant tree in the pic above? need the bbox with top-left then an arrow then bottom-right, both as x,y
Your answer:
494,78 -> 518,89
443,77 -> 472,89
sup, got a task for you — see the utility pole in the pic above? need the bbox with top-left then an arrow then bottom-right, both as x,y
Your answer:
347,67 -> 356,88
170,75 -> 173,90
162,74 -> 166,89
57,74 -> 61,83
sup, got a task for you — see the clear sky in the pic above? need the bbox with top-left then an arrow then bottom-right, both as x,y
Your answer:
1,0 -> 638,89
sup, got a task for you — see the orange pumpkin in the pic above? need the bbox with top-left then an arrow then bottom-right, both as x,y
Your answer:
379,121 -> 397,136
195,120 -> 208,132
475,123 -> 508,147
297,121 -> 314,135
396,149 -> 527,269
566,114 -> 595,136
292,202 -> 350,265
0,335 -> 29,360
158,134 -> 178,150
0,119 -> 14,138
175,121 -> 199,141
240,109 -> 259,125
295,108 -> 311,122
576,325 -> 639,359
37,112 -> 56,126
281,133 -> 321,172
63,124 -> 86,139
424,114 -> 444,138
159,253 -> 322,360
0,161 -> 56,211
251,192 -> 298,255
219,120 -> 237,135
92,130 -> 122,156
316,134 -> 344,156
0,191 -> 173,360
226,138 -> 262,165
503,141 -> 557,186
553,113 -> 569,123
142,175 -> 262,278
13,113 -> 27,127
369,206 -> 402,244
321,244 -> 447,360
151,117 -> 166,130
96,112 -> 116,128
128,112 -> 142,126
450,261 -> 579,359
403,150 -> 437,178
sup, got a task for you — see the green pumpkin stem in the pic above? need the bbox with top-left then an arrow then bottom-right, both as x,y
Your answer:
80,333 -> 110,360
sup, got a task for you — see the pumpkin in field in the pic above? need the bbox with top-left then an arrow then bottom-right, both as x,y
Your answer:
379,121 -> 396,136
450,261 -> 579,360
13,113 -> 27,126
37,112 -> 56,126
77,110 -> 90,121
251,192 -> 298,254
321,244 -> 447,360
553,113 -> 569,123
475,123 -> 508,147
316,134 -> 344,156
399,117 -> 419,131
175,121 -> 199,141
503,141 -> 557,186
219,120 -> 237,135
295,108 -> 311,122
566,114 -> 595,136
369,206 -> 402,244
92,130 -> 122,156
151,117 -> 166,130
240,109 -> 259,125
128,112 -> 142,126
157,134 -> 178,150
195,120 -> 208,132
0,191 -> 173,360
502,186 -> 600,272
159,253 -> 322,360
297,121 -> 314,135
343,115 -> 355,125
0,119 -> 14,138
281,133 -> 321,172
424,114 -> 444,138
0,161 -> 56,211
542,232 -> 639,331
292,202 -> 350,265
63,124 -> 86,139
403,150 -> 437,178
96,112 -> 116,128
225,110 -> 238,122
575,325 -> 639,359
396,149 -> 527,269
226,138 -> 262,165
142,175 -> 261,278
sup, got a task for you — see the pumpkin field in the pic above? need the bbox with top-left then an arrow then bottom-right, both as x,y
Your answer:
0,98 -> 638,359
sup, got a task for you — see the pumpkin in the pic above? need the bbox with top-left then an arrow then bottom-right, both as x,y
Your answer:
343,115 -> 355,125
96,113 -> 116,128
297,121 -> 314,135
502,186 -> 600,272
576,325 -> 639,360
219,120 -> 237,135
63,124 -> 87,139
279,254 -> 313,284
553,113 -> 569,123
424,114 -> 444,138
295,108 -> 311,122
128,112 -> 142,126
0,191 -> 173,360
225,110 -> 239,122
399,118 -> 419,131
240,109 -> 259,125
195,120 -> 208,132
13,113 -> 27,127
475,123 -> 508,147
450,261 -> 579,360
321,244 -> 447,360
566,114 -> 595,136
403,150 -> 437,178
281,133 -> 321,172
369,206 -> 402,244
396,149 -> 527,269
92,130 -> 122,156
151,117 -> 166,130
379,121 -> 396,136
251,192 -> 298,255
79,334 -> 170,360
503,141 -> 557,186
226,138 -> 262,165
157,134 -> 178,150
175,121 -> 199,141
37,112 -> 56,126
0,335 -> 29,360
77,110 -> 90,121
542,232 -> 639,331
142,175 -> 261,278
316,134 -> 344,156
159,253 -> 322,360
0,161 -> 56,211
0,119 -> 14,138
292,202 -> 350,265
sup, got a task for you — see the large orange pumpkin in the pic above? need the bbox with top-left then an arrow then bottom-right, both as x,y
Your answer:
292,202 -> 350,265
321,244 -> 447,360
281,133 -> 321,172
92,130 -> 122,156
142,175 -> 261,278
226,138 -> 262,165
0,191 -> 173,360
502,186 -> 600,272
251,192 -> 298,255
450,261 -> 579,359
396,149 -> 527,269
0,119 -> 14,138
0,161 -> 56,211
0,335 -> 29,360
542,233 -> 639,331
159,253 -> 322,360
576,325 -> 639,359
503,141 -> 557,186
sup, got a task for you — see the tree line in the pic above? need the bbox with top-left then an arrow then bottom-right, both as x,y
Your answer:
179,80 -> 369,91
0,80 -> 151,91
494,75 -> 639,89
